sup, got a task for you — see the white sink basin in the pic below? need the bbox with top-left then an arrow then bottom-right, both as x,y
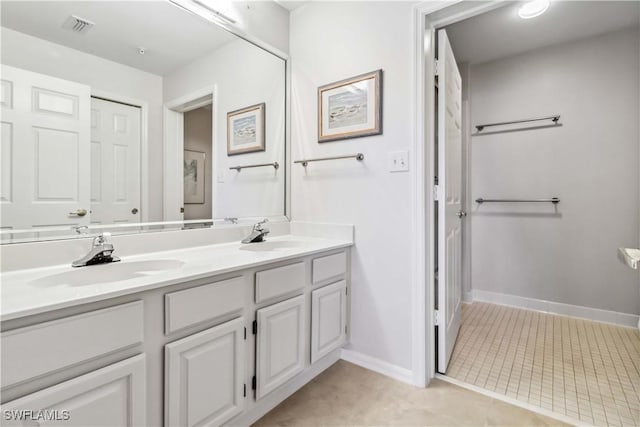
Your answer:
619,248 -> 640,270
30,259 -> 185,287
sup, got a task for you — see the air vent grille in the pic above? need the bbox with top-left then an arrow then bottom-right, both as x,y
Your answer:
62,15 -> 95,35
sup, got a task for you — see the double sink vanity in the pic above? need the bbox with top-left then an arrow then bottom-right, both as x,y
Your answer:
0,224 -> 353,426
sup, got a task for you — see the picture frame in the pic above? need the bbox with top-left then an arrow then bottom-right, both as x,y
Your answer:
227,102 -> 266,155
318,69 -> 382,143
183,150 -> 206,204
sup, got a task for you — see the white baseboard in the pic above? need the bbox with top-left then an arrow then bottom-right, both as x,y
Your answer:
471,289 -> 639,329
340,349 -> 414,386
462,291 -> 473,303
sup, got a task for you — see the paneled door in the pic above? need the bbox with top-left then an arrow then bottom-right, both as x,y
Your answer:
311,280 -> 347,363
165,317 -> 245,427
256,295 -> 305,400
436,29 -> 464,374
2,355 -> 146,427
1,65 -> 91,230
90,97 -> 141,225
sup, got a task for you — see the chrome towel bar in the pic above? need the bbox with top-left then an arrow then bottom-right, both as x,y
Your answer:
229,162 -> 279,172
475,115 -> 560,132
294,153 -> 364,167
476,198 -> 560,204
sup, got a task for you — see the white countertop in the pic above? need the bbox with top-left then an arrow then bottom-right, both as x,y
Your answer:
1,235 -> 352,322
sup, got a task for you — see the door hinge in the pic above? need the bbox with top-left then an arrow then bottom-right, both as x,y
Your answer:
244,327 -> 247,340
252,320 -> 257,335
434,59 -> 440,77
345,324 -> 348,335
434,309 -> 440,326
251,376 -> 257,390
243,383 -> 246,397
433,185 -> 440,201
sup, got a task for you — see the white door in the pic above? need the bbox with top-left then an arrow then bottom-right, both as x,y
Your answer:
311,280 -> 347,363
2,355 -> 146,427
436,29 -> 464,374
165,317 -> 245,427
90,97 -> 141,225
1,65 -> 91,230
256,295 -> 305,400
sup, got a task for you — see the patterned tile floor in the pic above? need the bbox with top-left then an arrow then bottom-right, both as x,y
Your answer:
447,302 -> 640,426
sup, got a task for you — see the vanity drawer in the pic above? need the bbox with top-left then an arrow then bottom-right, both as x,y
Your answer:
1,301 -> 144,388
165,276 -> 244,335
312,251 -> 347,285
255,262 -> 305,303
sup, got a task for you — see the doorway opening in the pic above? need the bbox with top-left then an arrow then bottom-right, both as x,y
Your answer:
183,104 -> 213,220
430,2 -> 640,425
163,90 -> 215,223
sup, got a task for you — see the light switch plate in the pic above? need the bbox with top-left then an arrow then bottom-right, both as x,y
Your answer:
388,150 -> 409,172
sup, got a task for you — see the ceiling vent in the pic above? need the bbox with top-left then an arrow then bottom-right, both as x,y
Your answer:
62,15 -> 95,35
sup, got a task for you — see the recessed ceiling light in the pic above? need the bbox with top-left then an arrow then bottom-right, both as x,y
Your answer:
518,0 -> 550,19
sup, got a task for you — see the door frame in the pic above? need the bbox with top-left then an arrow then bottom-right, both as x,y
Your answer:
412,0 -> 504,387
163,86 -> 217,222
91,89 -> 150,223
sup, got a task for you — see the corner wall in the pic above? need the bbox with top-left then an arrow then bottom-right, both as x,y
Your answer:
290,1 -> 418,373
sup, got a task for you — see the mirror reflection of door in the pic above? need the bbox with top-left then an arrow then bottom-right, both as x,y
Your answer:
90,97 -> 141,225
0,65 -> 91,231
183,105 -> 213,220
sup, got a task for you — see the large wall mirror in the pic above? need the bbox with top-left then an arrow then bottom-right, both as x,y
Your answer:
0,0 -> 287,244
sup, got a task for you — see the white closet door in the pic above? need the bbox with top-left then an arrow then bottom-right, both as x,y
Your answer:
437,29 -> 464,374
1,65 -> 91,231
90,97 -> 141,225
256,295 -> 305,400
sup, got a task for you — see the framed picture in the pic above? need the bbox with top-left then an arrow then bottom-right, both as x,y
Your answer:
318,69 -> 382,142
183,150 -> 205,204
227,103 -> 266,155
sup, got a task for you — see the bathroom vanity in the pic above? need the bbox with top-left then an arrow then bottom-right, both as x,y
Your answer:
0,233 -> 352,426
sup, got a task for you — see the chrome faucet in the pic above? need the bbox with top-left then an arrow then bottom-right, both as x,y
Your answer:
242,219 -> 270,244
72,232 -> 121,267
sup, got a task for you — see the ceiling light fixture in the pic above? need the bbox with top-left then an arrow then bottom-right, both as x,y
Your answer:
518,0 -> 550,19
169,0 -> 236,25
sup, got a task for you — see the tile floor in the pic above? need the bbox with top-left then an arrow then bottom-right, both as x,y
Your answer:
446,302 -> 640,426
254,360 -> 566,426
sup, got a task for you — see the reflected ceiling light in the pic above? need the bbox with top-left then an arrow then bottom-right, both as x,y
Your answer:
518,0 -> 550,19
169,0 -> 236,25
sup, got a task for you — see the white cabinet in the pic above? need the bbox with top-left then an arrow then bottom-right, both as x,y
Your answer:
2,355 -> 146,427
256,295 -> 305,400
165,317 -> 245,427
311,281 -> 347,363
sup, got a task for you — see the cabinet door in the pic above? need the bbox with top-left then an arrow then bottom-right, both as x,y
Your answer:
2,355 -> 146,427
256,295 -> 305,400
311,280 -> 347,363
165,317 -> 244,427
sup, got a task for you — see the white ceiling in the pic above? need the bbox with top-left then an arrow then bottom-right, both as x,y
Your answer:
1,1 -> 237,75
273,0 -> 308,12
445,1 -> 640,65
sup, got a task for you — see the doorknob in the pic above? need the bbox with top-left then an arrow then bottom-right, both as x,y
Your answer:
131,208 -> 139,215
456,210 -> 467,218
69,208 -> 88,217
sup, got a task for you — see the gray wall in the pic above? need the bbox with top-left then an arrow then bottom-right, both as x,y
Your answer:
469,27 -> 640,315
184,107 -> 213,220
